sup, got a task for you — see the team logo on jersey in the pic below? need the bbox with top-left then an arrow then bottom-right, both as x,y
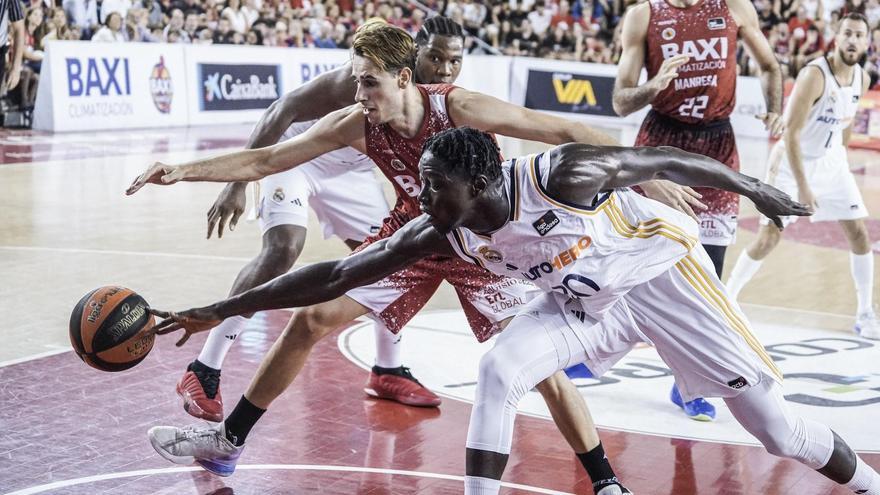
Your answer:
390,159 -> 407,171
707,17 -> 726,30
661,27 -> 676,41
478,246 -> 504,263
272,187 -> 285,203
533,210 -> 560,236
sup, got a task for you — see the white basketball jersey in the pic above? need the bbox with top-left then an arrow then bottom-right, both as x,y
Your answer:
446,152 -> 699,318
281,120 -> 375,174
792,57 -> 862,160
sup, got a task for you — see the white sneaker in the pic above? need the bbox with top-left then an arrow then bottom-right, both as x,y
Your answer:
148,422 -> 243,477
855,312 -> 880,341
596,484 -> 633,495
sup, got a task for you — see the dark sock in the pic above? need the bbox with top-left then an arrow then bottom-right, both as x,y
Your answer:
701,244 -> 727,279
190,359 -> 220,374
372,365 -> 404,375
224,396 -> 265,446
577,443 -> 620,493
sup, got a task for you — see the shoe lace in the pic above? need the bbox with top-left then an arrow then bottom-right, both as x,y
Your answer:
178,425 -> 226,449
397,366 -> 423,386
195,370 -> 221,399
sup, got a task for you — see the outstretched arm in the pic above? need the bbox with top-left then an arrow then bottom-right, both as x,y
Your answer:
547,144 -> 812,228
149,216 -> 452,345
126,106 -> 365,194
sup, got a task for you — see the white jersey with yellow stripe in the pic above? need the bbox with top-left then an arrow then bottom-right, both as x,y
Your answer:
446,151 -> 700,318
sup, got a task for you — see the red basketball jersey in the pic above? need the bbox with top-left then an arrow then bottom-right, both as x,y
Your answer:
364,83 -> 458,225
645,0 -> 738,123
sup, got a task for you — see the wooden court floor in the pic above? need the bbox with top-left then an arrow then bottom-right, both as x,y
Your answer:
0,125 -> 878,494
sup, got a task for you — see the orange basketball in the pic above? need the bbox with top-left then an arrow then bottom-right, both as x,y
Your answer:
69,286 -> 156,372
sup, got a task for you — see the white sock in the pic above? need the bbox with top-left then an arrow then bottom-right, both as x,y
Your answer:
846,456 -> 880,495
196,316 -> 248,370
464,476 -> 502,495
850,252 -> 875,316
726,250 -> 764,301
373,321 -> 403,369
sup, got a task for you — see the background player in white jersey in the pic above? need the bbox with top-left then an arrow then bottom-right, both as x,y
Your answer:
142,128 -> 880,495
177,18 -> 470,422
726,14 -> 880,340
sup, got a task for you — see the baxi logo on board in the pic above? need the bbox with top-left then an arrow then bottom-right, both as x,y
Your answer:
149,56 -> 173,114
199,63 -> 281,111
65,57 -> 133,118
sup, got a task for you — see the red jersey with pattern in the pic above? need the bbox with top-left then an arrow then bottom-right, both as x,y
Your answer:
364,83 -> 457,230
646,0 -> 738,123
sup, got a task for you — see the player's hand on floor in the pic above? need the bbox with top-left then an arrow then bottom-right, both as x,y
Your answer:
750,182 -> 812,229
207,183 -> 247,239
756,112 -> 785,138
126,162 -> 184,195
640,180 -> 707,221
148,307 -> 223,347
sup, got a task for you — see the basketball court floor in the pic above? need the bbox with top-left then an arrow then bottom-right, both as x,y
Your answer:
1,124 -> 878,494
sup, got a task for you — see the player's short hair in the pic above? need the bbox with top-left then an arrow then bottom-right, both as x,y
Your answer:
352,22 -> 416,73
841,12 -> 870,31
415,16 -> 465,46
423,127 -> 502,182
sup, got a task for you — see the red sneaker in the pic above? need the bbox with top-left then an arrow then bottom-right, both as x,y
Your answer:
176,363 -> 224,422
364,366 -> 441,408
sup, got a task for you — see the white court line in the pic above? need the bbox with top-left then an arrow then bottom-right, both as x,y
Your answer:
2,464 -> 573,495
0,245 -> 253,263
0,348 -> 70,368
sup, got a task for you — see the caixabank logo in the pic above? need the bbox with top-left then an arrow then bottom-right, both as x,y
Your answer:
524,70 -> 617,116
199,63 -> 281,111
149,56 -> 173,114
339,310 -> 880,452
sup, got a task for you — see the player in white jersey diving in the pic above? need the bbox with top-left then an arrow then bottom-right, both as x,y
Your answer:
175,18 -> 472,423
140,127 -> 880,495
726,13 -> 880,340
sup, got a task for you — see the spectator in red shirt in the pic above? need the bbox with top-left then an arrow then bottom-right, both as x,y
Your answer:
793,23 -> 824,73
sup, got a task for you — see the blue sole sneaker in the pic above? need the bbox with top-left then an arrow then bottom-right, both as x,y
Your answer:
670,383 -> 716,422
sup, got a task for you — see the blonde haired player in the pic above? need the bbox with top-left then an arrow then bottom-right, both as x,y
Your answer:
726,13 -> 879,340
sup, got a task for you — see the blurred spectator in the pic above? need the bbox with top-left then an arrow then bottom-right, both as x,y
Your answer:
312,19 -> 336,47
126,6 -> 157,41
221,0 -> 249,33
164,8 -> 192,41
100,0 -> 131,24
792,23 -> 824,73
769,21 -> 793,77
62,0 -> 97,36
213,16 -> 234,43
539,21 -> 573,58
244,27 -> 262,44
526,0 -> 552,35
92,11 -> 126,41
23,6 -> 43,72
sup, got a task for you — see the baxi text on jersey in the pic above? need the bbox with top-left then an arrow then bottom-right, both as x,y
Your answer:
661,37 -> 729,62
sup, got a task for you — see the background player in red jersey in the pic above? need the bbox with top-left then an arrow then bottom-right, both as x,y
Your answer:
613,0 -> 784,422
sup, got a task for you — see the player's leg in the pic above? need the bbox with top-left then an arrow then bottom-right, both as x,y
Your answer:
727,141 -> 792,301
629,248 -> 880,493
840,218 -> 878,339
310,169 -> 439,404
463,294 -> 637,495
725,377 -> 880,494
150,295 -> 370,476
178,169 -> 314,421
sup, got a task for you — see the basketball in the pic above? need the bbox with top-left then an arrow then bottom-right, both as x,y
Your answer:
69,286 -> 156,372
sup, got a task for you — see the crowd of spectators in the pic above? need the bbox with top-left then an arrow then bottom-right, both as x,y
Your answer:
3,0 -> 880,126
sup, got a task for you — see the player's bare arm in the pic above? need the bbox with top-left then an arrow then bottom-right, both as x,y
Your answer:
782,65 -> 824,210
729,0 -> 784,135
447,87 -> 619,146
447,88 -> 707,218
148,216 -> 451,345
126,106 -> 365,194
612,3 -> 690,117
546,143 -> 812,228
843,69 -> 871,147
207,64 -> 358,238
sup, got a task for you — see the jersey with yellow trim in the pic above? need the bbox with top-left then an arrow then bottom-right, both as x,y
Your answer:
446,151 -> 700,317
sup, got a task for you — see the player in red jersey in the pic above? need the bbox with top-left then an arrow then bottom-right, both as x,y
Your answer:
130,23 -> 656,495
613,0 -> 784,421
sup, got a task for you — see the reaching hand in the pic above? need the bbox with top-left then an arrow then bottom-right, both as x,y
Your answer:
126,162 -> 184,195
640,180 -> 707,222
797,185 -> 817,213
148,307 -> 223,347
649,55 -> 689,93
756,112 -> 784,138
750,181 -> 813,230
207,183 -> 247,239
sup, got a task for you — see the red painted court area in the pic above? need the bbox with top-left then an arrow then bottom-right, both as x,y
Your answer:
1,311 -> 877,495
